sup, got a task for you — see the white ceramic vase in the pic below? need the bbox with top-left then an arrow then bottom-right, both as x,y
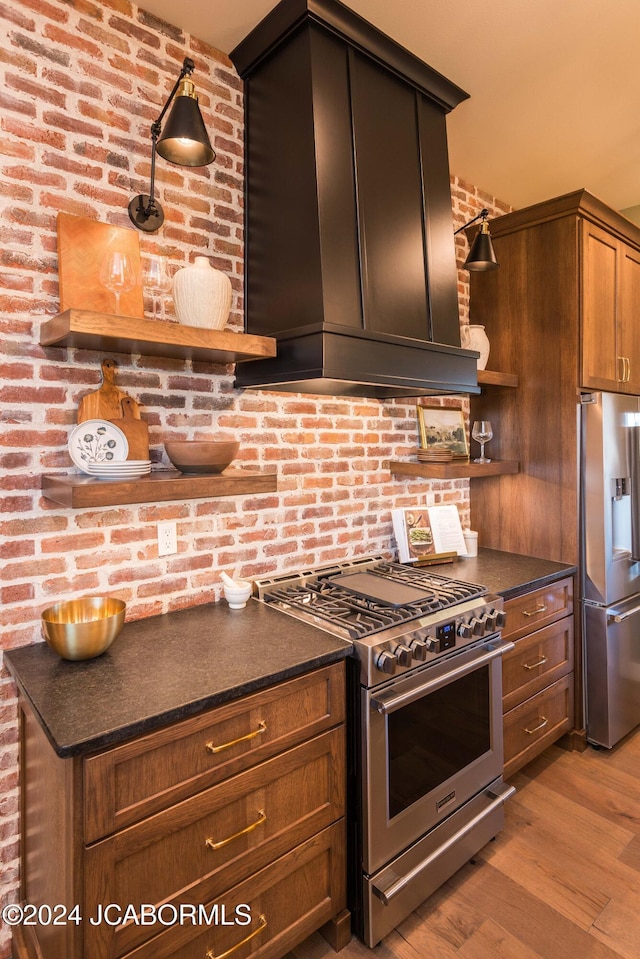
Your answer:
172,256 -> 232,330
462,324 -> 490,370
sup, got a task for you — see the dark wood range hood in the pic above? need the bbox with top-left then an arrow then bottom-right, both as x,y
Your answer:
230,0 -> 479,398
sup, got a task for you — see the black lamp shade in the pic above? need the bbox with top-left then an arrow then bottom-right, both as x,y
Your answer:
464,223 -> 499,271
156,92 -> 215,166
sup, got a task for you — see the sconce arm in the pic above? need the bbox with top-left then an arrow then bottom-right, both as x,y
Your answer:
454,208 -> 489,235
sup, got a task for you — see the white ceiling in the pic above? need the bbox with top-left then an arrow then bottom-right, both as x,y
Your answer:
140,0 -> 640,218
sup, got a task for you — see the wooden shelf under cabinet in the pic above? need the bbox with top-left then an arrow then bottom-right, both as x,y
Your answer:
40,309 -> 277,364
477,369 -> 518,388
41,468 -> 278,508
388,460 -> 519,479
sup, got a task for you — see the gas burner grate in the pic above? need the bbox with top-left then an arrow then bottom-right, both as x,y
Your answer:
258,557 -> 490,641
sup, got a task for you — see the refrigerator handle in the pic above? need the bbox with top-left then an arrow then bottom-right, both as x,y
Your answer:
610,602 -> 640,623
628,425 -> 640,561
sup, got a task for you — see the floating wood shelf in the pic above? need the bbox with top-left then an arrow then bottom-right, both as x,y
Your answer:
477,369 -> 518,388
41,469 -> 278,509
388,460 -> 519,479
40,310 -> 277,365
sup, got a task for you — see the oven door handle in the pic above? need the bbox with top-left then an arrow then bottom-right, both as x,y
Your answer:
370,640 -> 515,715
371,782 -> 516,906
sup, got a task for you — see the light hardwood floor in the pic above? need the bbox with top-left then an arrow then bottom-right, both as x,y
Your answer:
289,731 -> 640,959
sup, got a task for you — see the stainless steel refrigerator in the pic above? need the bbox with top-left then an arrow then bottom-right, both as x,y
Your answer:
582,391 -> 640,748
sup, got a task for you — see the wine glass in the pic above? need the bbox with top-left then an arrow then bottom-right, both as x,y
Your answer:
99,251 -> 136,315
141,254 -> 172,320
472,420 -> 493,463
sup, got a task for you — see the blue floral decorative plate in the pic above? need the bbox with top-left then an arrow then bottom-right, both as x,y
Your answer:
68,419 -> 129,473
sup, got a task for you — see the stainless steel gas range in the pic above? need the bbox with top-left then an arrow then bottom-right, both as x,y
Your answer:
254,556 -> 515,947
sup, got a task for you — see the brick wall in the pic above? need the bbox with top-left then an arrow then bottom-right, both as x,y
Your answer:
0,1 -> 510,953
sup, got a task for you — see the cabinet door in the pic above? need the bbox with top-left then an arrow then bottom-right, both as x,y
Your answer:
85,729 -> 345,958
501,577 -> 573,643
84,664 -> 345,842
503,674 -> 573,779
502,616 -> 574,712
581,220 -> 620,390
618,242 -> 640,393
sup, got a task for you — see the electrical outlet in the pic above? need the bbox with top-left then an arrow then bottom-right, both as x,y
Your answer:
157,521 -> 178,556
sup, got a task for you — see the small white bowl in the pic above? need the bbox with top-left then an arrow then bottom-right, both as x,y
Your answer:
223,581 -> 252,609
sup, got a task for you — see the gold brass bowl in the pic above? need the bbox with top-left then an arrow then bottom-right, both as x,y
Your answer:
41,597 -> 126,661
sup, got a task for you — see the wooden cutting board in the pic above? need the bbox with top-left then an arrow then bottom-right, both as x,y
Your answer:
77,359 -> 139,423
77,359 -> 149,461
109,397 -> 149,461
57,212 -> 144,318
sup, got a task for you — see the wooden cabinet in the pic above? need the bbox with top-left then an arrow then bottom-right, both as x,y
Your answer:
501,578 -> 575,778
469,189 -> 640,563
467,189 -> 640,741
14,664 -> 347,959
582,222 -> 640,393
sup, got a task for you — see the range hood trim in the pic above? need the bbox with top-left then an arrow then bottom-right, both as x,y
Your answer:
235,325 -> 481,398
231,0 -> 470,114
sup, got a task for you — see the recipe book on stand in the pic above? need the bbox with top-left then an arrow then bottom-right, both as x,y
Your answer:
392,505 -> 468,564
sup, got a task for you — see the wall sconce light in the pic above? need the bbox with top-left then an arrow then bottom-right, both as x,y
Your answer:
454,208 -> 499,271
128,57 -> 215,233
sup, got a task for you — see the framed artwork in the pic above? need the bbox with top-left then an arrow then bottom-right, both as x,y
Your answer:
417,403 -> 469,458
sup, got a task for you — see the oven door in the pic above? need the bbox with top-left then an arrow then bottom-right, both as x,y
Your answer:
362,636 -> 513,875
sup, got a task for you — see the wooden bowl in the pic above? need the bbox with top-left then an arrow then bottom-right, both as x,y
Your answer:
164,441 -> 239,474
41,596 -> 126,661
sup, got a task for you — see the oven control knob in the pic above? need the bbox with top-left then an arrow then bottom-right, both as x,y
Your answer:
394,644 -> 413,666
409,638 -> 428,661
424,637 -> 440,654
495,610 -> 507,628
469,617 -> 485,636
376,650 -> 397,674
457,621 -> 473,639
484,611 -> 499,631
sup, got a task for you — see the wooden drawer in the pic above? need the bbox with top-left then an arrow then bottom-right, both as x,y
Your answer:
503,674 -> 574,779
117,821 -> 346,959
502,616 -> 574,712
84,662 -> 345,843
85,728 -> 345,958
502,577 -> 573,642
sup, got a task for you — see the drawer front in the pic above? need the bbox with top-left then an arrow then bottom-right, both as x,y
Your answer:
117,822 -> 346,959
502,616 -> 574,712
84,662 -> 345,843
85,728 -> 345,958
502,577 -> 574,642
503,674 -> 574,779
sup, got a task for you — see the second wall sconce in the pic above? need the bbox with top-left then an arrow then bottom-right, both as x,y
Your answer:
454,208 -> 499,271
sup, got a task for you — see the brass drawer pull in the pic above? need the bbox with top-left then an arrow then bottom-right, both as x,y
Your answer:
522,655 -> 548,671
524,716 -> 549,735
206,720 -> 267,754
522,604 -> 547,618
206,914 -> 267,959
205,810 -> 266,851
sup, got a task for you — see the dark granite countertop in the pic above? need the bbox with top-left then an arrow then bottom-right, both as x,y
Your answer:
4,549 -> 575,760
440,547 -> 576,600
4,599 -> 352,759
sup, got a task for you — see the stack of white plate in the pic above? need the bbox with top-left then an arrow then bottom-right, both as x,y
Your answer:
83,459 -> 152,480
